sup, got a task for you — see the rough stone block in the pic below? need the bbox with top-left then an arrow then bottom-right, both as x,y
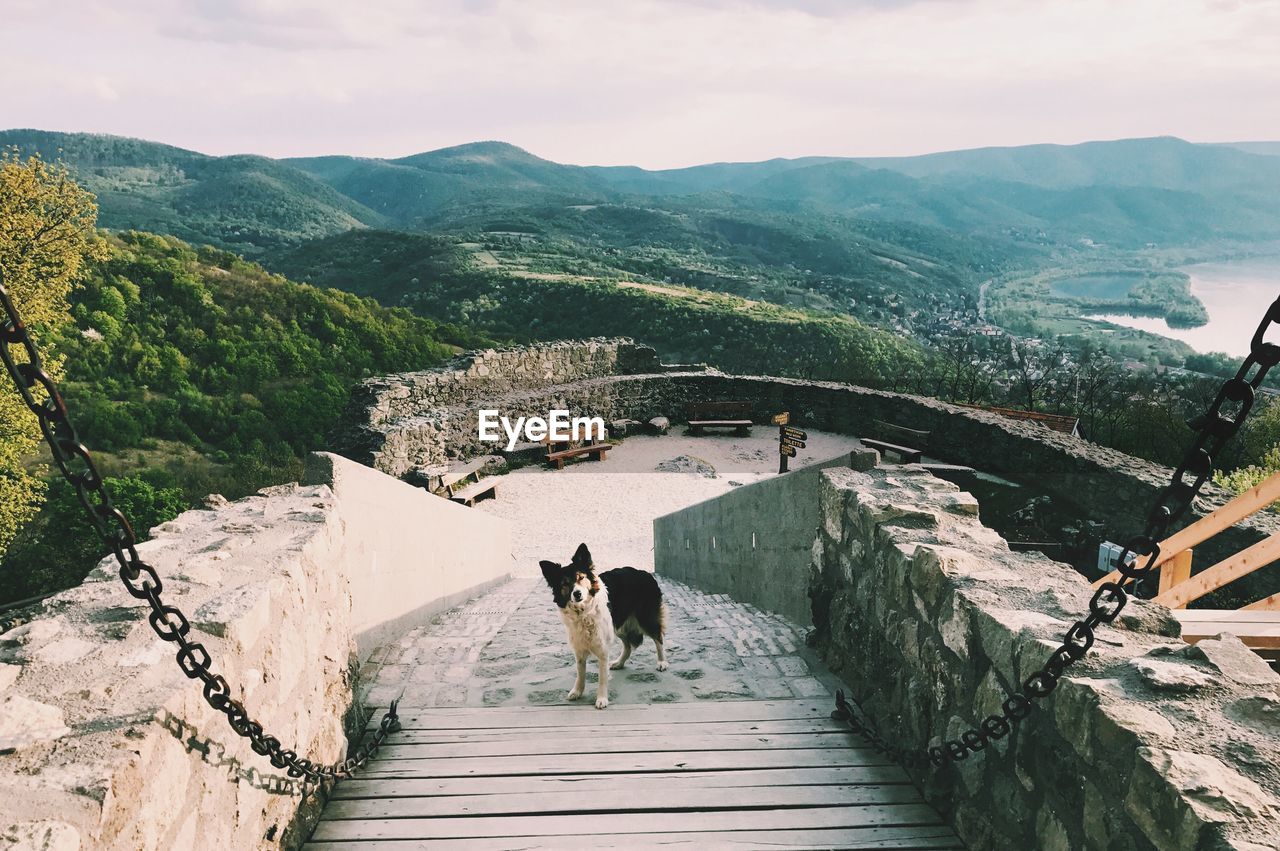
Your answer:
848,447 -> 879,471
0,694 -> 70,750
0,664 -> 19,693
1127,748 -> 1276,849
0,821 -> 80,851
1130,656 -> 1218,693
1167,635 -> 1280,688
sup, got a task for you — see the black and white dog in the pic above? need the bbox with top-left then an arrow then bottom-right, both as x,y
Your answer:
540,543 -> 668,709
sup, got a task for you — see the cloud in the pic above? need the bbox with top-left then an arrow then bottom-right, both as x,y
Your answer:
675,0 -> 963,14
0,0 -> 1277,167
89,76 -> 121,102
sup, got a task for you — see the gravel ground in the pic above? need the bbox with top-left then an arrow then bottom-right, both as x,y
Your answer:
360,576 -> 842,710
357,429 -> 862,709
478,429 -> 862,575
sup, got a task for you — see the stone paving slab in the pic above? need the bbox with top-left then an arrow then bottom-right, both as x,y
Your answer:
358,576 -> 837,711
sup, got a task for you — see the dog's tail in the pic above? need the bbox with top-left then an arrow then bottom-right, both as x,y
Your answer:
622,619 -> 646,647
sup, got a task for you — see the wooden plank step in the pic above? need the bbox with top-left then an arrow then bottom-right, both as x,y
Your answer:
377,731 -> 858,760
306,824 -> 963,849
331,765 -> 910,801
324,782 -> 924,821
1172,609 -> 1280,649
381,699 -> 833,730
358,747 -> 891,779
309,802 -> 948,842
389,717 -> 847,743
1171,609 -> 1280,622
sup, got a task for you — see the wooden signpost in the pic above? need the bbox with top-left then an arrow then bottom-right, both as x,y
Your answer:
775,414 -> 807,473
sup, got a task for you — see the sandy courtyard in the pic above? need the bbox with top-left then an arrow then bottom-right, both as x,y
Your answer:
359,428 -> 862,711
477,428 -> 863,576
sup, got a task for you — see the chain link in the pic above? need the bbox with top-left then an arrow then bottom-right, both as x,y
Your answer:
0,270 -> 399,786
834,294 -> 1280,767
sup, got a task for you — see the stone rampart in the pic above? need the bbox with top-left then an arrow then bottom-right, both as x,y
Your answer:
0,453 -> 510,851
810,465 -> 1280,850
337,338 -> 664,474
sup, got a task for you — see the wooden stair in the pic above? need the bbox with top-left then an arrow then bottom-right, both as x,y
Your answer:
306,699 -> 962,849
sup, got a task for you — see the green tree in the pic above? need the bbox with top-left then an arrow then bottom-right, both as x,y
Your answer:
0,152 -> 104,557
1215,446 -> 1280,513
0,475 -> 185,602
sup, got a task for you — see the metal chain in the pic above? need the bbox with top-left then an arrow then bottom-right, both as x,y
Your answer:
0,270 -> 399,786
834,294 -> 1280,767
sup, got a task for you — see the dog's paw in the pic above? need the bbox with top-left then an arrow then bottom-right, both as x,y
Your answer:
609,659 -> 626,670
595,696 -> 609,710
656,661 -> 670,672
567,687 -> 583,701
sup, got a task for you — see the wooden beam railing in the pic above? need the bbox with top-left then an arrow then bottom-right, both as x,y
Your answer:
1091,471 -> 1280,605
1086,470 -> 1280,657
1154,531 -> 1280,609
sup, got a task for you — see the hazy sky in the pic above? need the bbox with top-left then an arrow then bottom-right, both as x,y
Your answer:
3,0 -> 1279,168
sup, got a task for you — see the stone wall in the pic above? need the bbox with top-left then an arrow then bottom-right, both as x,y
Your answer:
654,449 -> 878,625
336,338 -> 664,475
343,346 -> 1279,601
811,465 -> 1280,850
0,454 -> 511,851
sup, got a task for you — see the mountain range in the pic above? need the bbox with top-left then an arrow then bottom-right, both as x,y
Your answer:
5,129 -> 1280,255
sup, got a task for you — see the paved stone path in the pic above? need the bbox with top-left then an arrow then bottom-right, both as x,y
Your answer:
358,576 -> 837,712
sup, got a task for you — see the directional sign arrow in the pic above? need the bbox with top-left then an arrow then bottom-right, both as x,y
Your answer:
781,427 -> 808,441
781,438 -> 807,449
779,443 -> 797,457
772,412 -> 790,425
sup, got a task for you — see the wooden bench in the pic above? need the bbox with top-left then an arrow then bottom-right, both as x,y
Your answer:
685,402 -> 752,436
873,419 -> 931,446
439,459 -> 498,506
546,438 -> 612,470
861,438 -> 923,464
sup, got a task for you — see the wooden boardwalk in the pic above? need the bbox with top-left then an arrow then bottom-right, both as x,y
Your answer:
306,698 -> 961,849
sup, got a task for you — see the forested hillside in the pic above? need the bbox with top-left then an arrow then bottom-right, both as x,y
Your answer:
0,130 -> 386,254
269,229 -> 927,385
0,231 -> 488,601
8,130 -> 1280,259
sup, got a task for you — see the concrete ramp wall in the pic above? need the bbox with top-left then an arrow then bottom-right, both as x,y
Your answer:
653,450 -> 875,625
0,452 -> 510,850
305,453 -> 511,656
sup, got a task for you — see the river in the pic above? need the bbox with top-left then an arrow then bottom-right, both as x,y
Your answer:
1085,257 -> 1280,356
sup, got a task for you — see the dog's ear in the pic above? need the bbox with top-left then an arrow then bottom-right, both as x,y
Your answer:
539,561 -> 561,586
571,543 -> 592,569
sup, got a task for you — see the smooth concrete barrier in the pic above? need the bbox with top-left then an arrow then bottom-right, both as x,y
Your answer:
305,452 -> 511,657
654,450 -> 876,625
